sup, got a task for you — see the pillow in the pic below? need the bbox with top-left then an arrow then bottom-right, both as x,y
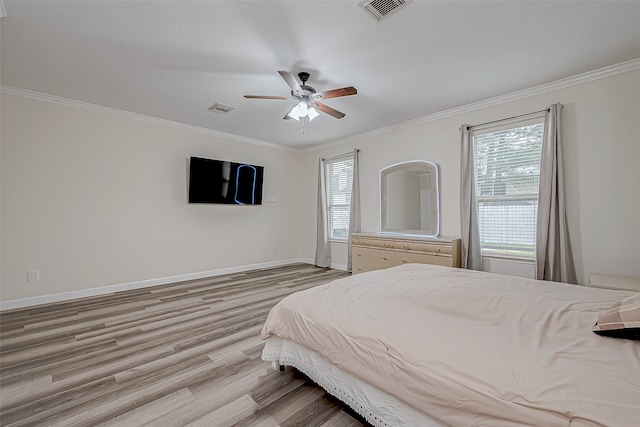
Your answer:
593,293 -> 640,340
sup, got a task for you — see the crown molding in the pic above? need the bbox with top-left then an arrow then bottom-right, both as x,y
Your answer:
0,85 -> 295,151
3,57 -> 638,155
303,58 -> 640,153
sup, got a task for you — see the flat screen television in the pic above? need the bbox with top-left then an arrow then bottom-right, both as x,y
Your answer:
188,156 -> 264,205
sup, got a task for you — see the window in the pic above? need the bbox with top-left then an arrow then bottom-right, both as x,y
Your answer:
325,155 -> 354,240
472,117 -> 544,258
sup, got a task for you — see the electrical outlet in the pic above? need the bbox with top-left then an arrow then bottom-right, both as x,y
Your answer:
27,270 -> 40,282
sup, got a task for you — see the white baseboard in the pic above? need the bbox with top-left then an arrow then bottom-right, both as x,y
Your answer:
0,258 -> 308,312
300,258 -> 348,272
331,263 -> 348,271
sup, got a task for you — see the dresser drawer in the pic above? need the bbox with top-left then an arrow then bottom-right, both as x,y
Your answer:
353,247 -> 395,265
351,235 -> 395,250
395,240 -> 452,255
352,246 -> 395,274
395,251 -> 454,267
352,260 -> 379,274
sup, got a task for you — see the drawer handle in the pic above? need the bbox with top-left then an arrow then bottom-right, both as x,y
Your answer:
401,259 -> 409,263
357,267 -> 363,271
357,253 -> 362,256
382,256 -> 389,260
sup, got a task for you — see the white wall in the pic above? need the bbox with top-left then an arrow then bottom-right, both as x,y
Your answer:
1,94 -> 304,303
2,67 -> 639,307
300,69 -> 640,285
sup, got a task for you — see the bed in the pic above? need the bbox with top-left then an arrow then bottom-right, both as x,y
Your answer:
261,264 -> 640,427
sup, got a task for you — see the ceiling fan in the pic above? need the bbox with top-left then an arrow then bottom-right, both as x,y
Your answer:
244,71 -> 357,121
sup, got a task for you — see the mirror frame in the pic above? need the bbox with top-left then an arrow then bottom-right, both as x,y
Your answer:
380,160 -> 440,237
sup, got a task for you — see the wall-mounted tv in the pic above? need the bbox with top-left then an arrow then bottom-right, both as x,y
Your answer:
188,156 -> 264,205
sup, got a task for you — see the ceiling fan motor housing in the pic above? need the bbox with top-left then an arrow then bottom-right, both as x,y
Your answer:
297,72 -> 310,84
293,72 -> 317,98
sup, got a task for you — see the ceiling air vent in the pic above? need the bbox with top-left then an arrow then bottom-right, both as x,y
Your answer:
359,0 -> 412,21
208,103 -> 234,114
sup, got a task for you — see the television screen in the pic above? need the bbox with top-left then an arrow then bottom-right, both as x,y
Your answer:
188,156 -> 264,205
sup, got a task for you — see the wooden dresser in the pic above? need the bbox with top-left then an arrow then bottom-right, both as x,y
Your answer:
351,233 -> 461,274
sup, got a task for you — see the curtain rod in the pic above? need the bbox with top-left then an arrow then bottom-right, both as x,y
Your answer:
465,104 -> 564,130
322,149 -> 359,162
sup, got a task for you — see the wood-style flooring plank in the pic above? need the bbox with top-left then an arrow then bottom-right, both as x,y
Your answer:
97,388 -> 195,427
0,263 -> 367,426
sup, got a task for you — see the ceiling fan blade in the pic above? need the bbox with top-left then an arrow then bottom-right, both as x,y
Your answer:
314,102 -> 346,119
244,95 -> 289,100
320,86 -> 357,100
278,70 -> 302,94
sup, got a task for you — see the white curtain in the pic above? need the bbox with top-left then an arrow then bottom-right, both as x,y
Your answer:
314,158 -> 331,267
535,103 -> 577,283
460,125 -> 482,270
347,149 -> 361,272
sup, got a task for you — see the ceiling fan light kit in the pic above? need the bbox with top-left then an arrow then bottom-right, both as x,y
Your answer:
287,102 -> 320,121
244,71 -> 357,122
306,105 -> 320,120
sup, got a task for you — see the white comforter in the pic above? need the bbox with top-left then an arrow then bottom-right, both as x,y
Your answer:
261,264 -> 640,427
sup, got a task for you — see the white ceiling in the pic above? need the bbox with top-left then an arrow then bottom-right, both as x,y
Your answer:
2,1 -> 640,149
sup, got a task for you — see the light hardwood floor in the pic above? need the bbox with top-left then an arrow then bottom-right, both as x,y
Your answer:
0,263 -> 368,426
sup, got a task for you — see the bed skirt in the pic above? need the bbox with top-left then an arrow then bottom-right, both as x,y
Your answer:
261,336 -> 446,427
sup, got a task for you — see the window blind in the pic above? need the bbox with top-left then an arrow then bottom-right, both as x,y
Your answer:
326,157 -> 353,240
473,120 -> 544,258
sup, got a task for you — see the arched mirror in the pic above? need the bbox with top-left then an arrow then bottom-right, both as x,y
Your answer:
380,161 -> 440,237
